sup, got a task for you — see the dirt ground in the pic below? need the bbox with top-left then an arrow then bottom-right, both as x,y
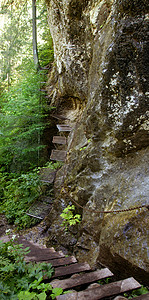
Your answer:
0,214 -> 8,236
0,214 -> 16,237
0,213 -> 48,247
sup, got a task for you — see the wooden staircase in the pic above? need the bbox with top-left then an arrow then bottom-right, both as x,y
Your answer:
12,236 -> 149,300
22,119 -> 148,299
52,136 -> 67,145
50,121 -> 72,162
50,150 -> 67,161
56,124 -> 72,132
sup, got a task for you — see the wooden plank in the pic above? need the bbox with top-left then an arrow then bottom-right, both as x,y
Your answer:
50,150 -> 67,161
57,277 -> 141,300
51,268 -> 113,290
26,248 -> 59,255
56,124 -> 72,132
26,212 -> 43,220
56,292 -> 78,300
26,197 -> 53,220
25,251 -> 65,262
51,114 -> 70,121
52,262 -> 91,278
113,297 -> 128,300
39,169 -> 56,183
44,256 -> 77,267
77,277 -> 141,300
26,249 -> 64,256
52,136 -> 67,145
132,294 -> 149,300
15,237 -> 54,251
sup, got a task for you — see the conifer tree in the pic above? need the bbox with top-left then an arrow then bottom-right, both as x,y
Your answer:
1,0 -> 40,70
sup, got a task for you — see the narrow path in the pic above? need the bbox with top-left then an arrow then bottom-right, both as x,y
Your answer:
2,235 -> 148,300
18,117 -> 149,299
1,119 -> 147,299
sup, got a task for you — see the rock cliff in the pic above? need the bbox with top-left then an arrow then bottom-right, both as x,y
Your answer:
45,0 -> 149,283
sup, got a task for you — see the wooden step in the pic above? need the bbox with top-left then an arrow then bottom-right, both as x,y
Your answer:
26,212 -> 43,220
56,124 -> 72,132
113,297 -> 128,300
26,197 -> 53,220
56,292 -> 78,300
45,256 -> 77,267
52,136 -> 67,145
56,277 -> 141,300
52,262 -> 91,279
5,236 -> 146,300
25,251 -> 65,262
51,114 -> 70,121
50,150 -> 67,161
51,268 -> 113,290
39,169 -> 56,184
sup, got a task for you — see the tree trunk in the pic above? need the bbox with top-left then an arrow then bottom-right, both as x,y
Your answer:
32,0 -> 40,69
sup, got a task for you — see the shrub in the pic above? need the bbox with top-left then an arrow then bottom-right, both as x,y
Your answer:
60,205 -> 81,231
0,170 -> 42,229
0,232 -> 63,299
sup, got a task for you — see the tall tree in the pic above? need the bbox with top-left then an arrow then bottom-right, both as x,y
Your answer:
0,3 -> 32,86
0,60 -> 46,172
32,0 -> 40,69
1,0 -> 40,69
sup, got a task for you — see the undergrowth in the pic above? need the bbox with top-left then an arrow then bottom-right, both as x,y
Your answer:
0,161 -> 63,229
0,169 -> 42,229
0,232 -> 64,299
97,277 -> 148,299
60,205 -> 81,231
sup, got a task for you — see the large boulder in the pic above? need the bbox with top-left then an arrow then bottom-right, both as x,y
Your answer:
45,0 -> 149,284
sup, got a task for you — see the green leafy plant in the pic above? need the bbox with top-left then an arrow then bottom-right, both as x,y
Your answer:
44,161 -> 64,170
60,205 -> 81,231
79,139 -> 91,151
0,60 -> 47,173
97,277 -> 111,285
0,169 -> 42,229
0,232 -> 64,299
124,286 -> 148,299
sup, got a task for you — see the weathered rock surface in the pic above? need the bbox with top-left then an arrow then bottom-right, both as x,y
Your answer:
45,0 -> 149,284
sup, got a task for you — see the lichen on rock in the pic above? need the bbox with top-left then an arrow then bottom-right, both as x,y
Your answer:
45,0 -> 149,284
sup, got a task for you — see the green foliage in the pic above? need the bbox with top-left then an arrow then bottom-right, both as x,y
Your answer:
0,0 -> 56,234
0,0 -> 54,172
60,205 -> 81,231
0,233 -> 64,299
44,161 -> 64,170
97,278 -> 148,299
37,3 -> 54,68
38,44 -> 54,68
0,169 -> 42,229
79,139 -> 91,151
124,286 -> 149,299
97,277 -> 111,285
0,60 -> 47,172
0,3 -> 32,84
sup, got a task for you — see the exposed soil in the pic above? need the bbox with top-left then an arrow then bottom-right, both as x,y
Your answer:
0,213 -> 46,246
0,214 -> 9,237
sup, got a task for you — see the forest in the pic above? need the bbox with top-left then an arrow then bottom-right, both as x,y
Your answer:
0,0 -> 55,229
0,1 -> 64,298
0,0 -> 149,298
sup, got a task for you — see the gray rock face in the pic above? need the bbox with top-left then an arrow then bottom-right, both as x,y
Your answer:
45,0 -> 149,283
